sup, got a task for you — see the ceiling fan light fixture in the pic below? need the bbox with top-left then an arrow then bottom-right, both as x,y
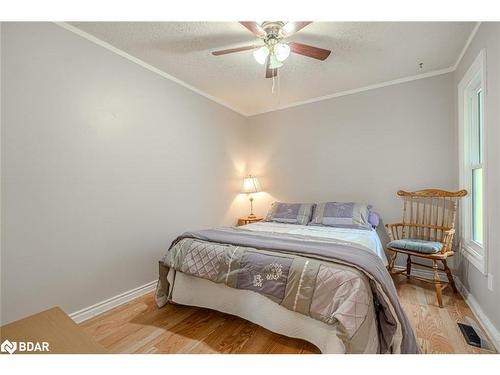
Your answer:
212,22 -> 331,79
275,43 -> 290,62
268,53 -> 284,69
253,46 -> 269,65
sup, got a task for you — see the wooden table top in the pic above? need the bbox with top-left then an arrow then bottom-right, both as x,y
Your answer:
1,307 -> 106,354
237,216 -> 263,225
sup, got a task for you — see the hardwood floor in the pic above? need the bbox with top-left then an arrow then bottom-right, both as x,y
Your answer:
79,294 -> 318,354
392,274 -> 494,354
80,275 -> 495,354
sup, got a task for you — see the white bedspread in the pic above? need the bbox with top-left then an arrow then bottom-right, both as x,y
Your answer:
240,221 -> 388,265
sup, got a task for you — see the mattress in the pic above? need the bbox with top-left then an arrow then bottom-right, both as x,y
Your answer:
239,221 -> 388,265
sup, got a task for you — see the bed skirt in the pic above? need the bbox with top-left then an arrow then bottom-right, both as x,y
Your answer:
167,269 -> 380,354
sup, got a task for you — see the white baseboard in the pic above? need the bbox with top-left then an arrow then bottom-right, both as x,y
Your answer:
394,265 -> 500,352
454,277 -> 500,352
69,280 -> 157,324
68,266 -> 500,352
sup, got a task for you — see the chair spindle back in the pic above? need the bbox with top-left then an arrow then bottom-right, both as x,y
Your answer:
398,189 -> 467,242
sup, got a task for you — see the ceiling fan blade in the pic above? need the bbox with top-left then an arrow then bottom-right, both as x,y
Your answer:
212,45 -> 259,56
265,57 -> 277,79
280,21 -> 312,37
289,42 -> 331,60
239,22 -> 267,38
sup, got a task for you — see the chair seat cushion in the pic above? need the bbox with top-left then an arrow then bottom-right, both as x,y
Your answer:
388,239 -> 443,254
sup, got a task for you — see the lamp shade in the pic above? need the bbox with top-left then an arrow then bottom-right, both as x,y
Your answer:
242,176 -> 261,193
275,43 -> 291,62
268,53 -> 284,69
253,46 -> 269,65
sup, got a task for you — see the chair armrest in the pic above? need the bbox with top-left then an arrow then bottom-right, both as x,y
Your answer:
442,229 -> 455,252
385,223 -> 405,241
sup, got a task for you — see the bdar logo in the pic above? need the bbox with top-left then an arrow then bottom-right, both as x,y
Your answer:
0,339 -> 49,354
1,339 -> 17,354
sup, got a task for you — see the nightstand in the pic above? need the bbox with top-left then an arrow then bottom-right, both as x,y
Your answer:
237,216 -> 263,226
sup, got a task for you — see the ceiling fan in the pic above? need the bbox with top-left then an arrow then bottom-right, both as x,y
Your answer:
212,21 -> 331,78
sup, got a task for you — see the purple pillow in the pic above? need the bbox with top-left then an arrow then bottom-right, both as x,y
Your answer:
265,202 -> 315,225
368,212 -> 380,228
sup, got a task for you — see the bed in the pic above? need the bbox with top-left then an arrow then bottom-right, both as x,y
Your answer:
155,220 -> 418,354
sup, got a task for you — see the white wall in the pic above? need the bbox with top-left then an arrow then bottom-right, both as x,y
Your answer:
247,73 -> 457,243
0,22 -> 3,325
2,21 -> 498,339
1,23 -> 248,324
454,22 -> 500,333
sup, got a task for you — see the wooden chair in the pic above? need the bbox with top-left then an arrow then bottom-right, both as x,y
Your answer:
385,189 -> 467,307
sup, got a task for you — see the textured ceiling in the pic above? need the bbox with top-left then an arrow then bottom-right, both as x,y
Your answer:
70,22 -> 475,115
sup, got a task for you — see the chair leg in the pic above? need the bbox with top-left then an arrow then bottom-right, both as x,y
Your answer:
388,251 -> 398,273
442,259 -> 458,293
433,260 -> 443,308
406,255 -> 411,279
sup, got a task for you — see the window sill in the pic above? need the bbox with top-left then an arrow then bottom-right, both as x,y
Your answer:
461,244 -> 486,275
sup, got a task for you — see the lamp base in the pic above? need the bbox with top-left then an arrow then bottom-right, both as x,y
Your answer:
247,194 -> 256,219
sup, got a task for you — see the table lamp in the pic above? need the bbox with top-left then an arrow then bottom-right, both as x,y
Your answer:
242,175 -> 261,218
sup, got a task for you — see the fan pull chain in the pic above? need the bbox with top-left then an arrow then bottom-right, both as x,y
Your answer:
278,69 -> 281,98
271,74 -> 276,93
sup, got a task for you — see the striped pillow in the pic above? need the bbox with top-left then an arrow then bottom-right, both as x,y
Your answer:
265,202 -> 315,225
310,202 -> 372,229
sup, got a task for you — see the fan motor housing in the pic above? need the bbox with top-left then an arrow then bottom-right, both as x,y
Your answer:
261,21 -> 286,40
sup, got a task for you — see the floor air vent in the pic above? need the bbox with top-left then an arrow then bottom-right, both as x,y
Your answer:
458,317 -> 495,351
458,323 -> 481,347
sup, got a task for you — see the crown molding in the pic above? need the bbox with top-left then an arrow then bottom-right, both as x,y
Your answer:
248,67 -> 455,116
54,22 -> 250,117
248,22 -> 481,117
55,21 -> 481,119
453,22 -> 482,70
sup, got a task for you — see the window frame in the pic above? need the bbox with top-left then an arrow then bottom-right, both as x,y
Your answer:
458,49 -> 488,274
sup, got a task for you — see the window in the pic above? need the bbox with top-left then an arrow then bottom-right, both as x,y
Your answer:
458,49 -> 487,274
471,88 -> 483,244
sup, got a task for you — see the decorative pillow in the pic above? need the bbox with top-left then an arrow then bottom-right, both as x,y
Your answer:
265,202 -> 315,225
368,211 -> 380,228
310,202 -> 372,229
